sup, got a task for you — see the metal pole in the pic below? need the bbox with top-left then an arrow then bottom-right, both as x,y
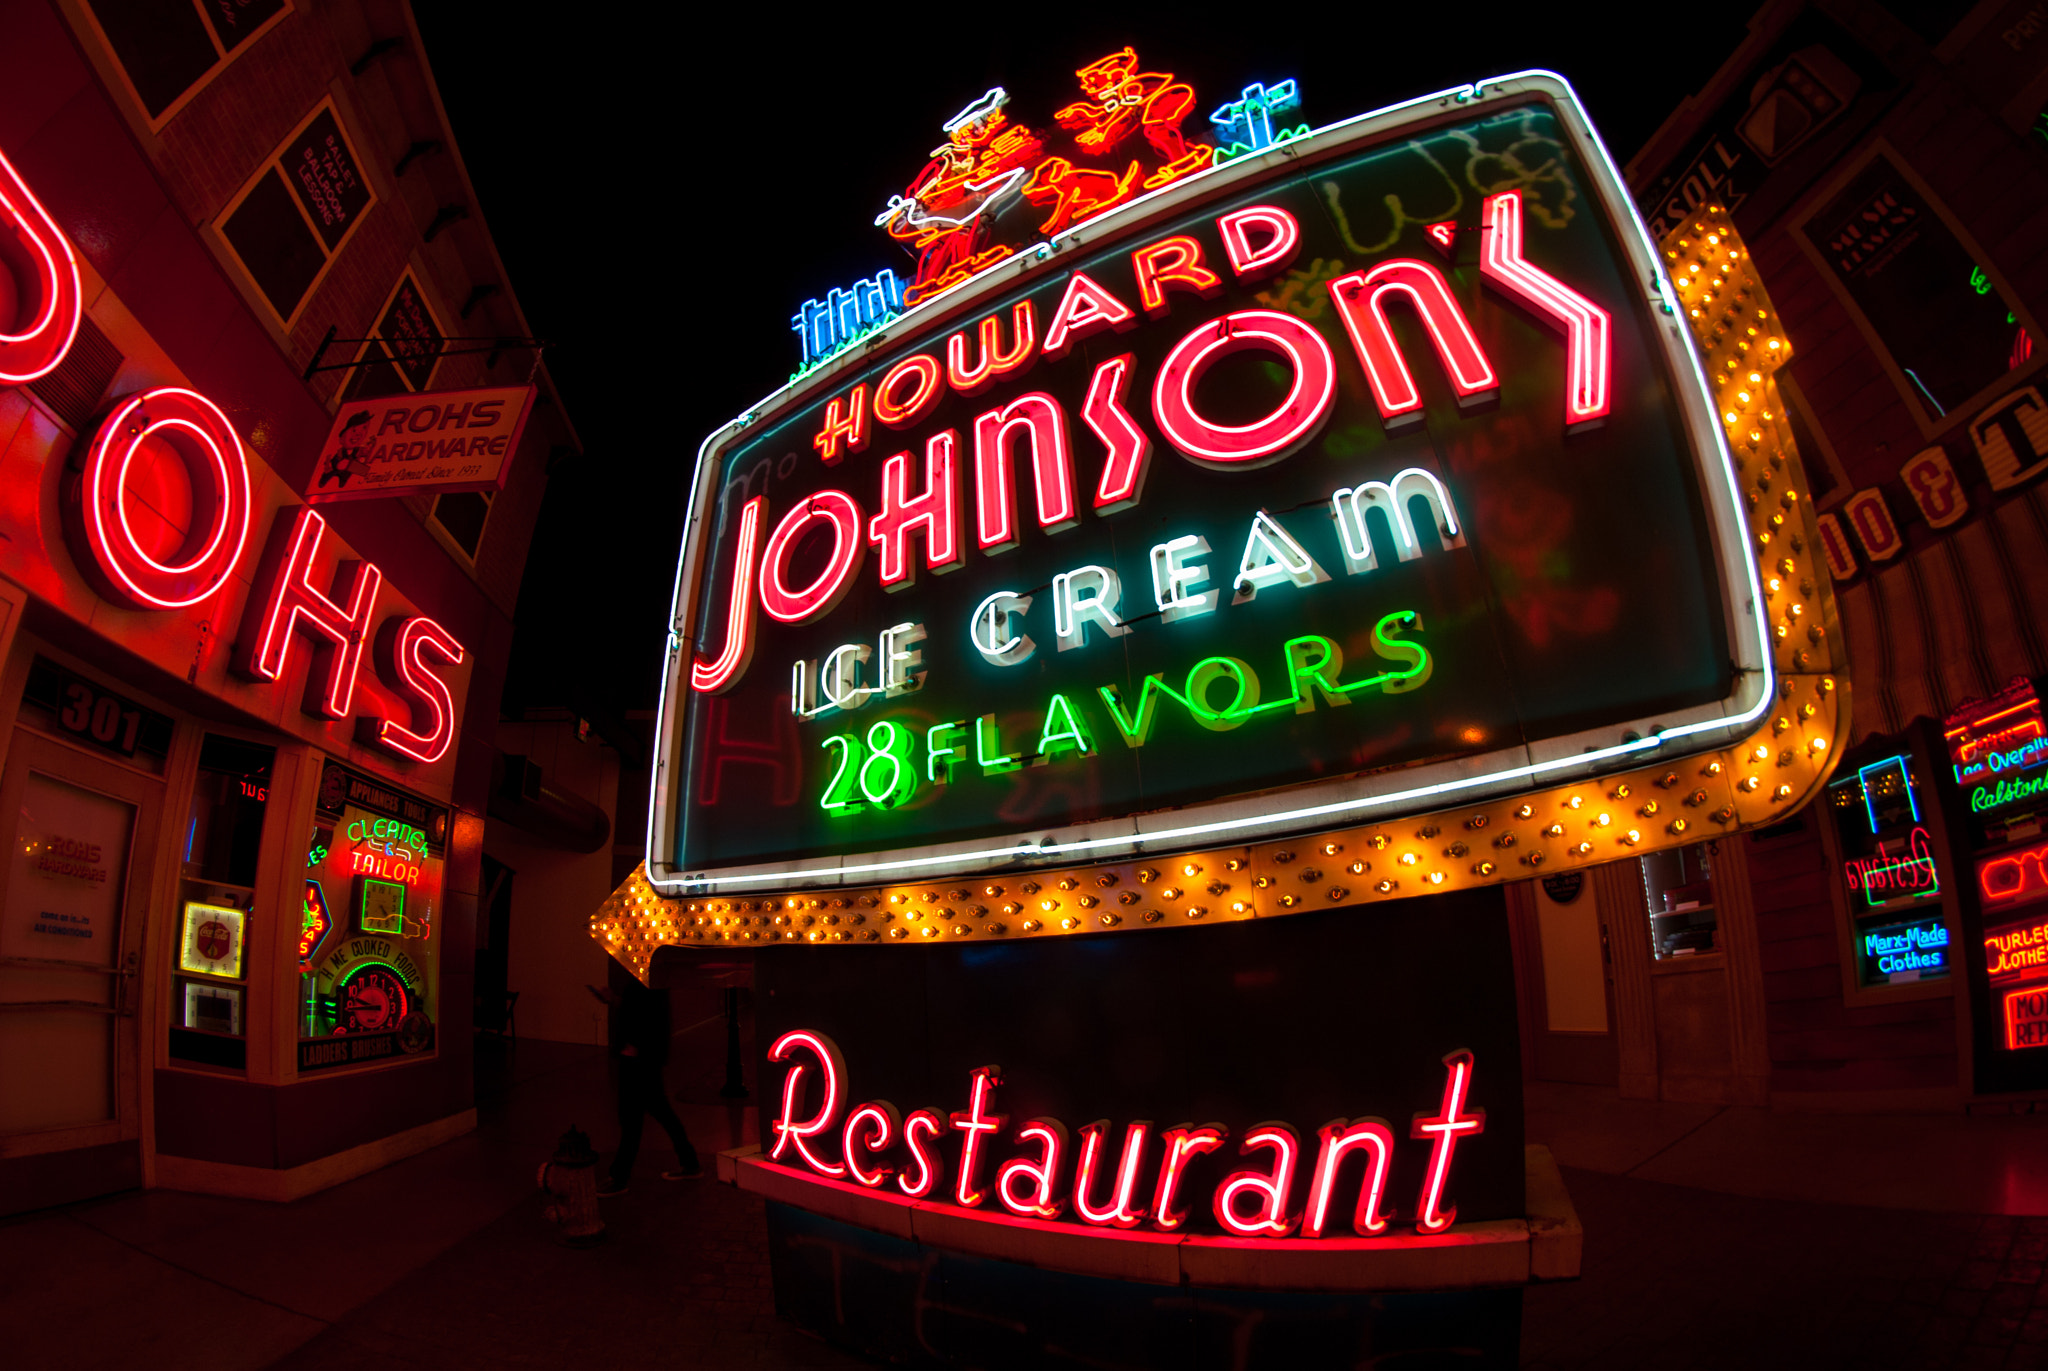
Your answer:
719,986 -> 748,1098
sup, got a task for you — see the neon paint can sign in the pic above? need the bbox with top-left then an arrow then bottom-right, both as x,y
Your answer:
649,74 -> 1770,898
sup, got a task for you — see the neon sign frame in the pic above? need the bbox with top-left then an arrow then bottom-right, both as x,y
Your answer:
644,73 -> 1777,902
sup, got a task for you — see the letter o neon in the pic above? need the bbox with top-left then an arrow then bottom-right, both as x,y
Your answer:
76,387 -> 253,609
759,490 -> 866,624
1152,309 -> 1335,468
873,354 -> 942,428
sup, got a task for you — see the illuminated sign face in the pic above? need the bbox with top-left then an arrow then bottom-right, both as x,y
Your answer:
650,75 -> 1766,897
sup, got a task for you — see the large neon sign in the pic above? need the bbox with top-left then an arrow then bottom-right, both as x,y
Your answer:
649,75 -> 1775,902
764,1029 -> 1484,1241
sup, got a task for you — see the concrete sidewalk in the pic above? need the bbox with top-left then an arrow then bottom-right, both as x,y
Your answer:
3,1016 -> 2045,1369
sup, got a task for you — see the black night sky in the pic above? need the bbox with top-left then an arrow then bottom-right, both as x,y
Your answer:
411,12 -> 1751,732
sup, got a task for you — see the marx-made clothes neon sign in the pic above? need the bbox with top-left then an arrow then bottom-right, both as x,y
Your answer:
649,75 -> 1772,897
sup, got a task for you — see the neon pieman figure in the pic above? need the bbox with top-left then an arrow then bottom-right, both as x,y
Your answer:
1210,80 -> 1303,158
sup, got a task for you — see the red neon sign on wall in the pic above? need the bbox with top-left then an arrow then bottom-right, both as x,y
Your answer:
765,1029 -> 1485,1241
1,144 -> 470,769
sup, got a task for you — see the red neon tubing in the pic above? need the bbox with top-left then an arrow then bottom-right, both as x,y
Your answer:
80,388 -> 253,609
372,616 -> 466,763
0,145 -> 82,384
1480,189 -> 1612,426
759,490 -> 865,624
1327,260 -> 1497,421
691,495 -> 763,693
1151,310 -> 1335,466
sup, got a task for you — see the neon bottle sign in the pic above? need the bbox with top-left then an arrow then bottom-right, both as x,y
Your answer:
765,1029 -> 1485,1241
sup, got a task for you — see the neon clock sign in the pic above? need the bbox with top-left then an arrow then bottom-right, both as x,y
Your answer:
648,74 -> 1775,903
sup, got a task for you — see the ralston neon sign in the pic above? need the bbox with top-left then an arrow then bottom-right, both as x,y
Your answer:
651,74 -> 1771,898
766,1030 -> 1484,1239
0,144 -> 467,767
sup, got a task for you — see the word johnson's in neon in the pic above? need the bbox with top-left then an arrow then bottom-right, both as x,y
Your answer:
767,1030 -> 1485,1239
692,192 -> 1606,695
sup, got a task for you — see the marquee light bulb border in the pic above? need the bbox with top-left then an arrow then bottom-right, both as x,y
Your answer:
608,74 -> 1850,964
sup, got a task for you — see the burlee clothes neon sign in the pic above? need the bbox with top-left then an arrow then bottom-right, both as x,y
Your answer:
0,148 -> 466,766
765,1030 -> 1485,1240
651,76 -> 1772,896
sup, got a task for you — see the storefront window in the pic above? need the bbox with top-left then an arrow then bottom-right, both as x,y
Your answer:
1825,753 -> 1947,988
1641,844 -> 1718,959
170,735 -> 275,1068
298,762 -> 445,1073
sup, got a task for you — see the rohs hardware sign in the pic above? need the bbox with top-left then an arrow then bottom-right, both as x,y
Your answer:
650,77 -> 1769,897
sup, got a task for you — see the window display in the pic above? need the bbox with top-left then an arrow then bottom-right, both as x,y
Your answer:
1824,751 -> 1948,988
297,762 -> 445,1072
170,735 -> 274,1069
1640,844 -> 1718,960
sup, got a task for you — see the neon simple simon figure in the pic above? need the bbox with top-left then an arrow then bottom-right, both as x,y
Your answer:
875,88 -> 1045,306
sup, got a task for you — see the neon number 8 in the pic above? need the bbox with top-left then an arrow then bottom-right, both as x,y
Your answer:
858,721 -> 917,808
820,735 -> 862,815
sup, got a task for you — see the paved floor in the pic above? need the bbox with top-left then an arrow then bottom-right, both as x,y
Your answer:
3,1012 -> 2046,1369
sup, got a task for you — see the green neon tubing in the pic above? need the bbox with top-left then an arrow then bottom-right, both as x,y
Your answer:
977,714 -> 1022,774
1036,693 -> 1096,760
927,721 -> 968,784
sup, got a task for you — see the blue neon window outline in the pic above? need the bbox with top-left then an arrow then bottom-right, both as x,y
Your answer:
1857,754 -> 1919,834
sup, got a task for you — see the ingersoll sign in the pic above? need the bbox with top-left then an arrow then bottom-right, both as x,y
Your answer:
648,75 -> 1767,898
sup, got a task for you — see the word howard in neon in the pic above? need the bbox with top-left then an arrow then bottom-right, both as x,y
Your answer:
792,270 -> 905,372
1211,80 -> 1307,166
767,1030 -> 1485,1238
694,193 -> 1607,696
1841,826 -> 1940,908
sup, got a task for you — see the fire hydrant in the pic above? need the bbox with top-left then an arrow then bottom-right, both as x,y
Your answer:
538,1125 -> 605,1246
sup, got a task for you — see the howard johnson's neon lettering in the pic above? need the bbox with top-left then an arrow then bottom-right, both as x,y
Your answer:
656,78 -> 1778,898
767,1029 -> 1484,1240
